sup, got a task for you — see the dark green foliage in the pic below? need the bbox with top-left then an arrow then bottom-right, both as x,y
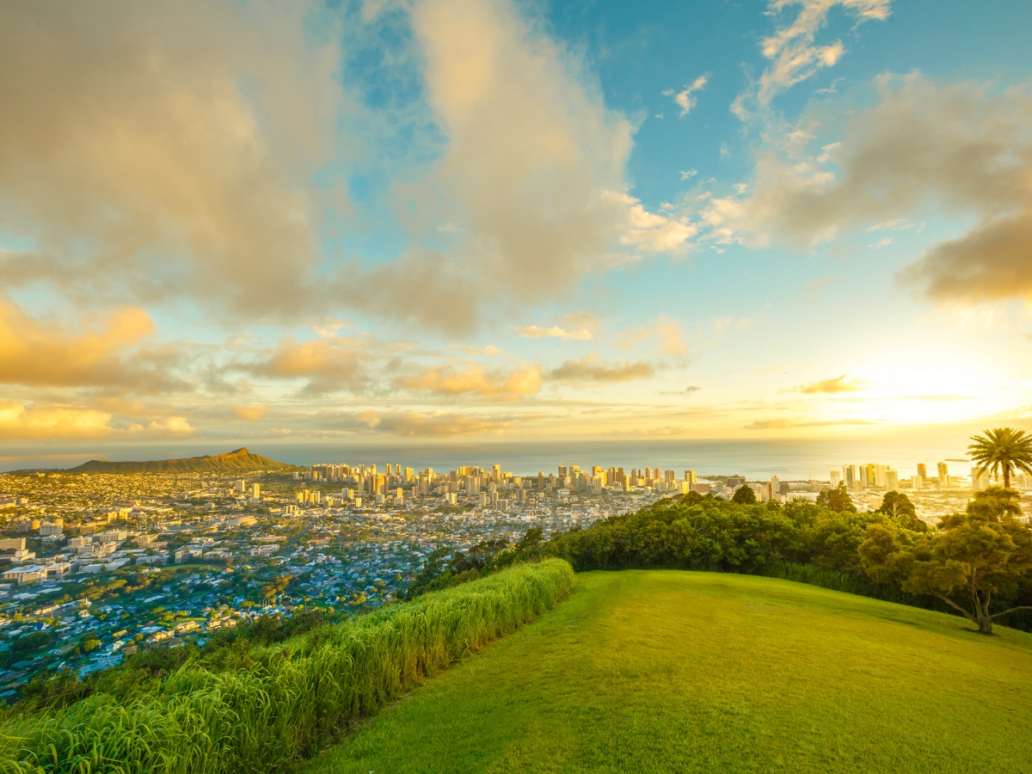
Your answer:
816,483 -> 857,512
877,491 -> 925,531
8,609 -> 350,719
860,487 -> 1032,634
731,484 -> 757,504
0,632 -> 55,669
536,493 -> 1024,621
405,529 -> 546,598
543,495 -> 884,576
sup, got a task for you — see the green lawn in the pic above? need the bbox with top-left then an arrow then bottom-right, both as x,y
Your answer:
303,570 -> 1032,773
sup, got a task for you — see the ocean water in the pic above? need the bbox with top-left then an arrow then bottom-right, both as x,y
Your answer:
2,437 -> 975,481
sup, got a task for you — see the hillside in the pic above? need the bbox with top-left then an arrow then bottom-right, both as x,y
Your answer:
304,571 -> 1032,773
68,447 -> 294,474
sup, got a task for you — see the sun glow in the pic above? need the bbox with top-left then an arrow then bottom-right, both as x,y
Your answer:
826,357 -> 1026,426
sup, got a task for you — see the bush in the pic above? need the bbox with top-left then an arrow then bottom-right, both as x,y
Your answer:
0,560 -> 575,773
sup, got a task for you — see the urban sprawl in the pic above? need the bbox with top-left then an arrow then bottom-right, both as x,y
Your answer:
1,458 -> 1026,701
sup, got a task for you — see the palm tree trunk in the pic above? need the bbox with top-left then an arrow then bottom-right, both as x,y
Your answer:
1004,464 -> 1011,489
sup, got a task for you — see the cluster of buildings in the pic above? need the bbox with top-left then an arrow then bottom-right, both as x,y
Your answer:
826,461 -> 1016,494
0,462 -> 662,701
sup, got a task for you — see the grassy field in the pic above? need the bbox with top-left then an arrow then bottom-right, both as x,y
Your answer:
303,570 -> 1032,773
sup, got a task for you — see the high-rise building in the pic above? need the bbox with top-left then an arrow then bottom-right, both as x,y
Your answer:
843,465 -> 856,490
971,467 -> 991,490
937,462 -> 949,488
685,470 -> 698,487
885,470 -> 899,490
917,463 -> 927,481
830,471 -> 841,488
39,519 -> 64,536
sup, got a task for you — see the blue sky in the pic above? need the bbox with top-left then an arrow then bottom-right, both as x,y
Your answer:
1,0 -> 1031,458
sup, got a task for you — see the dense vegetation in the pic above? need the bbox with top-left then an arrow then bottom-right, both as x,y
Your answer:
68,448 -> 293,474
305,571 -> 1032,773
6,607 -> 351,716
536,489 -> 1032,631
0,560 -> 574,773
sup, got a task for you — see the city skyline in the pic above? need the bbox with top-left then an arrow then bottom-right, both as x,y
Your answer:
3,0 -> 1032,460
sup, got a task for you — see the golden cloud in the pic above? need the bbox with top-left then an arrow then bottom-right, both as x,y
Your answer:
328,409 -> 519,437
401,364 -> 541,398
799,375 -> 865,394
548,354 -> 654,384
0,401 -> 113,440
232,405 -> 269,421
0,302 -> 183,391
253,337 -> 369,395
514,325 -> 592,340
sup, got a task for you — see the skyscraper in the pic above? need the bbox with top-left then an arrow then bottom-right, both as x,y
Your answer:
937,462 -> 949,488
971,467 -> 991,491
843,465 -> 856,490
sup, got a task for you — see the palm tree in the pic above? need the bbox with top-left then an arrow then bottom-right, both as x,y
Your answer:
968,427 -> 1032,490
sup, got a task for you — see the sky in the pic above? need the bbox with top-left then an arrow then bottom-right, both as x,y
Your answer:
2,0 -> 1032,464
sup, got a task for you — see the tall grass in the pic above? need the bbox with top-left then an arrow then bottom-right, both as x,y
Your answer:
0,559 -> 575,773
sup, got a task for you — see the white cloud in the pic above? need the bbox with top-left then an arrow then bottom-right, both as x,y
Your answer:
607,191 -> 696,255
669,74 -> 710,118
722,74 -> 1032,305
733,0 -> 892,119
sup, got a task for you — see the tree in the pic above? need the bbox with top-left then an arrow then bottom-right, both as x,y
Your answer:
878,491 -> 926,532
968,427 -> 1032,490
816,483 -> 857,513
731,485 -> 757,505
859,487 -> 1032,634
82,637 -> 102,654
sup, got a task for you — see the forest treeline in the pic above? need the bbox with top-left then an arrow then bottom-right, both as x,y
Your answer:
414,487 -> 1032,633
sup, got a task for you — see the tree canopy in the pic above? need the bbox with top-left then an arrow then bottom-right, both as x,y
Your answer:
860,487 -> 1032,634
816,483 -> 857,513
877,491 -> 926,532
731,485 -> 757,504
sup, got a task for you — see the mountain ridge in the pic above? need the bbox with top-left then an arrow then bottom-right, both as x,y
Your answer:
68,447 -> 295,474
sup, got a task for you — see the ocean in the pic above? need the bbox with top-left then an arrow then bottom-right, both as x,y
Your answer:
1,436 -> 975,481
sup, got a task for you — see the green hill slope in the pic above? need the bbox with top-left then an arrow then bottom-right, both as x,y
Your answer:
304,571 -> 1032,774
68,447 -> 294,473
